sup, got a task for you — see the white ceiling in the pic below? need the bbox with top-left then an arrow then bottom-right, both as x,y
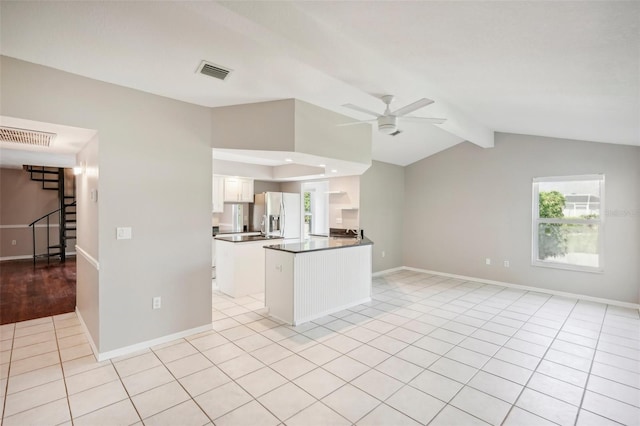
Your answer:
1,1 -> 638,168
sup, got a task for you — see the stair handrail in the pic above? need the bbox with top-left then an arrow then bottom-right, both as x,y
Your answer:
29,207 -> 62,266
28,207 -> 62,227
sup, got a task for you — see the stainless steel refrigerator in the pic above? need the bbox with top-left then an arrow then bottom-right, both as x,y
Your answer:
218,203 -> 249,233
252,192 -> 301,238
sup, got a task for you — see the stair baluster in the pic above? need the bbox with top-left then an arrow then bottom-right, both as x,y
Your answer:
25,166 -> 76,264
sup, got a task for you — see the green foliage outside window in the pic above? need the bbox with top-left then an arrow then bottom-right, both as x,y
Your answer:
539,191 -> 568,259
304,192 -> 311,224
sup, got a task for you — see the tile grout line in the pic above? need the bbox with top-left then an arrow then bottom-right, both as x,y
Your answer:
573,303 -> 607,426
355,275 -> 526,424
0,324 -> 16,425
50,317 -> 76,426
150,338 -> 217,424
3,271 -> 638,425
2,319 -> 68,423
107,354 -> 146,425
212,279 -> 640,424
573,304 -> 640,425
498,296 -> 585,426
423,283 -> 560,425
219,274 -> 637,424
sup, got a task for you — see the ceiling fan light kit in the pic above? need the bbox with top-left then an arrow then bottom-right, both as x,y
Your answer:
378,115 -> 398,134
342,95 -> 446,136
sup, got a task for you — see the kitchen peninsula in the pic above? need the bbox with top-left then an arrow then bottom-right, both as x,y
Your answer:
264,237 -> 373,325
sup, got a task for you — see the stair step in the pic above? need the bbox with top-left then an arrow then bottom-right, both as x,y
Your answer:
65,227 -> 77,231
34,253 -> 61,259
27,169 -> 59,175
31,178 -> 59,183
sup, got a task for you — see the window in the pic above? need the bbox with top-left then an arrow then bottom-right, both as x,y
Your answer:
303,190 -> 312,238
301,181 -> 329,238
532,175 -> 604,272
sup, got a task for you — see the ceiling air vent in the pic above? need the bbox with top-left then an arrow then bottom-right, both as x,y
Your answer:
196,60 -> 232,81
0,126 -> 56,147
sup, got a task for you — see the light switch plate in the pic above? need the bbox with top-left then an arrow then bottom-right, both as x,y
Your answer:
116,227 -> 132,240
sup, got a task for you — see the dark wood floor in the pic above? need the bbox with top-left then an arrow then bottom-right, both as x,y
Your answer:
0,257 -> 76,325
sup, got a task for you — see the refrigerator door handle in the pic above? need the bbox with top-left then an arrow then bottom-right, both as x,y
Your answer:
261,215 -> 266,235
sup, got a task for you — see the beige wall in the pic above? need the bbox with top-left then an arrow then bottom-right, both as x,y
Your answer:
360,161 -> 405,273
404,133 -> 640,304
1,56 -> 213,353
328,176 -> 360,230
0,167 -> 60,259
211,100 -> 294,152
254,180 -> 282,194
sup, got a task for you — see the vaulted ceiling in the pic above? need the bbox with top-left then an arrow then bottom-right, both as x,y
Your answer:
1,1 -> 638,167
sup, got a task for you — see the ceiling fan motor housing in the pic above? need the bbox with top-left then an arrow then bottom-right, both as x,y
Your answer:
378,115 -> 398,134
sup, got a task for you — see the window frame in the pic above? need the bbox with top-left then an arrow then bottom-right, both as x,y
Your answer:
531,174 -> 605,273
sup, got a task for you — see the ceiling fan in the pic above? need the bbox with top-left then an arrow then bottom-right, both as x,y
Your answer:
341,95 -> 446,136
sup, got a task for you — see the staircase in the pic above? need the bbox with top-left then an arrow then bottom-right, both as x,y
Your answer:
26,166 -> 76,264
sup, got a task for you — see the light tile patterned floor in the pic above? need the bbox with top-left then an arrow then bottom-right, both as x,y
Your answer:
1,270 -> 639,425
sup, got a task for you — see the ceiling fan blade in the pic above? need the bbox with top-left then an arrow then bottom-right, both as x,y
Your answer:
342,103 -> 381,118
392,98 -> 435,117
337,120 -> 376,127
401,116 -> 447,124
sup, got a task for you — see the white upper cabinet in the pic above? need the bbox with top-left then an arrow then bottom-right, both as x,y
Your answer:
212,175 -> 225,212
223,177 -> 254,203
239,178 -> 254,202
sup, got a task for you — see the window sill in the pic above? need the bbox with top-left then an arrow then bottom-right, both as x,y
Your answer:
531,260 -> 604,274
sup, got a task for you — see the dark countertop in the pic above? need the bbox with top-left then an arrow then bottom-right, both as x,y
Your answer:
216,235 -> 283,243
265,237 -> 373,253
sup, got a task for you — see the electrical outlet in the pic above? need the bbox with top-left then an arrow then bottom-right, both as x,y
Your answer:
336,218 -> 343,224
152,297 -> 161,309
381,250 -> 386,258
116,227 -> 132,240
11,240 -> 17,246
504,260 -> 510,268
485,258 -> 491,265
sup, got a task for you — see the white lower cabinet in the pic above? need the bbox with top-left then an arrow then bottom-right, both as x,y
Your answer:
216,239 -> 276,298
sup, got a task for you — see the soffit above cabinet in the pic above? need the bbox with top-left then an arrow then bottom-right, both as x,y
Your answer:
211,99 -> 372,179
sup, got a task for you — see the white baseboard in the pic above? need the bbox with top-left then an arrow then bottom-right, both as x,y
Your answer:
76,307 -> 213,361
0,252 -> 77,262
95,324 -> 213,361
75,307 -> 99,361
385,266 -> 640,310
405,266 -> 640,310
0,255 -> 32,261
372,266 -> 405,277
